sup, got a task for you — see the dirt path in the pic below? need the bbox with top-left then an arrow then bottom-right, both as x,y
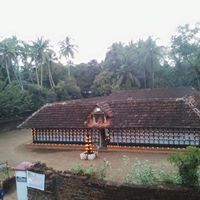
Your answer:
0,129 -> 172,199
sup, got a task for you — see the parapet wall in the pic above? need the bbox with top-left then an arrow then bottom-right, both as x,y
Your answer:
28,163 -> 200,200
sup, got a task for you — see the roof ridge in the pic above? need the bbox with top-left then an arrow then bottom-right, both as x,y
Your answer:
183,97 -> 200,118
106,98 -> 184,104
17,103 -> 51,128
96,102 -> 113,117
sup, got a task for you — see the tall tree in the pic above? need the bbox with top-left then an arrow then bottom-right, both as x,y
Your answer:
103,38 -> 164,89
73,59 -> 102,96
59,36 -> 78,78
104,42 -> 125,71
133,37 -> 164,88
19,41 -> 35,84
171,23 -> 200,89
31,37 -> 50,88
104,42 -> 141,89
44,49 -> 56,88
0,36 -> 24,89
0,42 -> 12,84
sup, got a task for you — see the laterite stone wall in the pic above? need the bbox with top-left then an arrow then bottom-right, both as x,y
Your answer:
28,163 -> 200,200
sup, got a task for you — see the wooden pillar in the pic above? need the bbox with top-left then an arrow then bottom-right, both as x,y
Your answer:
32,128 -> 36,143
99,128 -> 107,148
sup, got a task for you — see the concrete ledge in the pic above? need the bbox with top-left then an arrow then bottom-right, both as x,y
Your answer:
26,143 -> 86,151
106,145 -> 185,153
28,162 -> 200,200
26,143 -> 186,153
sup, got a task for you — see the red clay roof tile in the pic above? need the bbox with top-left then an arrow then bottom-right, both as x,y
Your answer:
19,87 -> 200,129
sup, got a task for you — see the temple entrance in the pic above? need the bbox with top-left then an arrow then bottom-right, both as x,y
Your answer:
99,128 -> 109,148
85,105 -> 112,149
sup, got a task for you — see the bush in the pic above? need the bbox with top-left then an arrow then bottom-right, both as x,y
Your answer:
54,78 -> 81,101
26,84 -> 57,109
123,158 -> 180,185
169,146 -> 200,187
0,81 -> 34,120
70,159 -> 111,180
70,164 -> 95,177
96,159 -> 111,180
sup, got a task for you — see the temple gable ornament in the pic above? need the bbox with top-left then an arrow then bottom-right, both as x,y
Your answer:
85,106 -> 111,128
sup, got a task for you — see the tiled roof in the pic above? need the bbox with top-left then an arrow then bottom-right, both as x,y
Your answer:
108,86 -> 195,100
19,87 -> 200,129
109,99 -> 200,128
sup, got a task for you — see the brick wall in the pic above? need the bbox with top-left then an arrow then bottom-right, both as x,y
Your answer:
28,189 -> 56,200
28,163 -> 200,200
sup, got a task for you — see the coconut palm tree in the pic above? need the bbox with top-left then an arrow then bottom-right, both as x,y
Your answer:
115,64 -> 141,89
0,36 -> 24,90
31,37 -> 50,88
19,41 -> 35,84
134,37 -> 164,88
59,36 -> 78,78
0,43 -> 12,84
44,49 -> 56,88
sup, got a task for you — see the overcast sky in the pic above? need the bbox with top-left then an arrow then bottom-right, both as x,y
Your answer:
0,0 -> 199,63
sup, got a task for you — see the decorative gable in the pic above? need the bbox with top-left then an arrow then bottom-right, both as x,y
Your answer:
18,87 -> 200,129
85,106 -> 111,128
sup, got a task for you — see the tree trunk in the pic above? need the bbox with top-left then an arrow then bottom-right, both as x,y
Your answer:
152,71 -> 155,89
48,62 -> 55,88
144,69 -> 147,88
35,66 -> 40,86
40,64 -> 43,88
68,66 -> 71,79
5,59 -> 11,84
196,73 -> 200,90
28,69 -> 34,84
48,71 -> 54,89
150,50 -> 154,88
194,66 -> 200,90
14,67 -> 24,91
14,61 -> 24,91
26,61 -> 34,84
18,70 -> 24,90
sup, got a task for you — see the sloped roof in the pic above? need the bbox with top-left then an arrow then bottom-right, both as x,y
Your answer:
108,86 -> 195,100
109,99 -> 200,128
19,101 -> 95,129
19,87 -> 200,129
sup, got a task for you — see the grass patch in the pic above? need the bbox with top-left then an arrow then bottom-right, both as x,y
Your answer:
0,167 -> 14,185
169,146 -> 200,187
70,164 -> 95,177
70,159 -> 111,180
122,156 -> 181,186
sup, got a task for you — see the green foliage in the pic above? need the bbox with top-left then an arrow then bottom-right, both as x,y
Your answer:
123,158 -> 180,186
59,36 -> 78,61
73,60 -> 102,96
26,84 -> 56,109
0,166 -> 14,182
169,146 -> 200,187
0,81 -> 58,120
104,42 -> 126,71
92,71 -> 115,96
96,159 -> 111,180
104,37 -> 164,89
1,23 -> 200,121
70,159 -> 110,180
171,23 -> 200,89
0,81 -> 34,120
54,78 -> 81,101
70,164 -> 95,177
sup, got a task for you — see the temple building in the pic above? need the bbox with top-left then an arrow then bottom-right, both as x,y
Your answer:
19,87 -> 200,149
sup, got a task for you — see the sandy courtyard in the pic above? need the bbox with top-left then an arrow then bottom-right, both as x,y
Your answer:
0,129 -> 171,199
